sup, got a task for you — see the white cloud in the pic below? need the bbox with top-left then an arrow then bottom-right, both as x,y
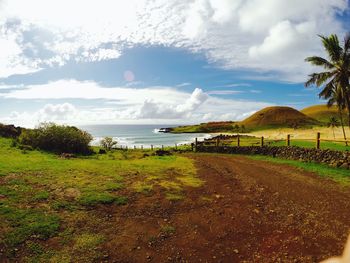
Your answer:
207,90 -> 243,95
135,88 -> 208,119
37,103 -> 77,120
3,103 -> 77,126
0,0 -> 347,81
0,80 -> 272,126
0,27 -> 40,78
176,82 -> 191,87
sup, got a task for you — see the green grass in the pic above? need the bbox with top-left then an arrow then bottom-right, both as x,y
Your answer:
1,206 -> 60,246
0,137 -> 202,261
32,190 -> 50,201
215,136 -> 350,151
248,155 -> 350,185
78,192 -> 125,206
160,225 -> 176,236
267,139 -> 350,151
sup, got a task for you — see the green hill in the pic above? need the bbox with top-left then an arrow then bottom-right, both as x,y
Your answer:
301,104 -> 349,124
168,106 -> 322,133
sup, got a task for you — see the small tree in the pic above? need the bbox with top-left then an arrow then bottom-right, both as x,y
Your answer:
100,137 -> 118,151
328,116 -> 339,139
233,124 -> 240,132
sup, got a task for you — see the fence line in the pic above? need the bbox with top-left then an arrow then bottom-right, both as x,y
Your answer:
107,133 -> 349,152
194,132 -> 350,151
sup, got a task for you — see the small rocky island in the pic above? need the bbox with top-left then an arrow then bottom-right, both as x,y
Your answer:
158,127 -> 172,133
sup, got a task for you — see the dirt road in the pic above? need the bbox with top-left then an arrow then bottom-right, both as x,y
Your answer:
102,154 -> 350,262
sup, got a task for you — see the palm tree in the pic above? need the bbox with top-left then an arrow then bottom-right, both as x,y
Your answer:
327,116 -> 339,139
323,84 -> 348,145
305,34 -> 350,145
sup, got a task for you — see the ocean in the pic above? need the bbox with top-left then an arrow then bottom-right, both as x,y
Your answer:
80,124 -> 211,148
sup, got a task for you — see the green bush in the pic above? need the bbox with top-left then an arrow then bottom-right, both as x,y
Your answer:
18,123 -> 93,155
0,123 -> 22,138
100,137 -> 118,151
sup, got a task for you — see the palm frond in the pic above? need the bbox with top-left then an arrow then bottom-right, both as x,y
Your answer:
319,34 -> 343,62
304,72 -> 333,87
304,56 -> 334,69
318,81 -> 335,99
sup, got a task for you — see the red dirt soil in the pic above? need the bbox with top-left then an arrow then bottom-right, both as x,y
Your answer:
96,154 -> 350,262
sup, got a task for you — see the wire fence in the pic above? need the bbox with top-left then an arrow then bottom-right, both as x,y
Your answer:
193,132 -> 350,151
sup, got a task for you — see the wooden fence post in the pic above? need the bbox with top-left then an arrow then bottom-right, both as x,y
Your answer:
141,145 -> 143,150
316,132 -> 321,149
162,145 -> 164,151
237,135 -> 240,147
195,138 -> 198,152
191,143 -> 194,151
261,136 -> 264,147
286,134 -> 290,146
151,145 -> 153,151
134,145 -> 136,150
175,143 -> 177,150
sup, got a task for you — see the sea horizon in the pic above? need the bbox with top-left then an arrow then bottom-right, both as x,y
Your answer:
80,124 -> 211,148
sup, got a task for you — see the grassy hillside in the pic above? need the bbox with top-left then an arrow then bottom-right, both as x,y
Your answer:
301,104 -> 349,124
170,106 -> 324,134
170,121 -> 238,133
0,137 -> 202,261
240,106 -> 319,129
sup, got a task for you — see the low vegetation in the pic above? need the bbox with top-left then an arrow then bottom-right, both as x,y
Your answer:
0,124 -> 22,138
18,123 -> 93,154
100,136 -> 118,151
170,121 -> 241,133
0,137 -> 202,261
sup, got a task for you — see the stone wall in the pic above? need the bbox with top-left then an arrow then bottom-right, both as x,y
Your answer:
196,145 -> 350,169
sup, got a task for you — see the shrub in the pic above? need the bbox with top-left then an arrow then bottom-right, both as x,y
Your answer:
0,123 -> 22,138
100,137 -> 118,151
18,123 -> 93,155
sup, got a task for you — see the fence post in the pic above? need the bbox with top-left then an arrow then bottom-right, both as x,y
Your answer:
141,145 -> 143,150
134,145 -> 136,150
162,145 -> 164,151
316,132 -> 321,149
237,135 -> 240,147
261,136 -> 264,147
286,134 -> 290,146
195,138 -> 198,152
191,143 -> 194,151
151,145 -> 153,151
175,143 -> 177,150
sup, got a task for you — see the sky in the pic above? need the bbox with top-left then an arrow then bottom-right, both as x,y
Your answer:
0,0 -> 349,127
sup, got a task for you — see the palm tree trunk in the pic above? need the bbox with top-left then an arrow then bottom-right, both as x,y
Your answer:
338,107 -> 348,146
332,127 -> 335,139
345,94 -> 350,132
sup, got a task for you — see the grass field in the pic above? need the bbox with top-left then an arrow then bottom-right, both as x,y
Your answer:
206,134 -> 350,151
0,133 -> 349,261
0,137 -> 202,262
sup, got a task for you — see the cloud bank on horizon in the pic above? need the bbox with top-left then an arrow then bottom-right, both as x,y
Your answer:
0,0 -> 348,126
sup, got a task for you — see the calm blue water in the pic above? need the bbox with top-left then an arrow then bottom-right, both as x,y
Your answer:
79,124 -> 211,148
